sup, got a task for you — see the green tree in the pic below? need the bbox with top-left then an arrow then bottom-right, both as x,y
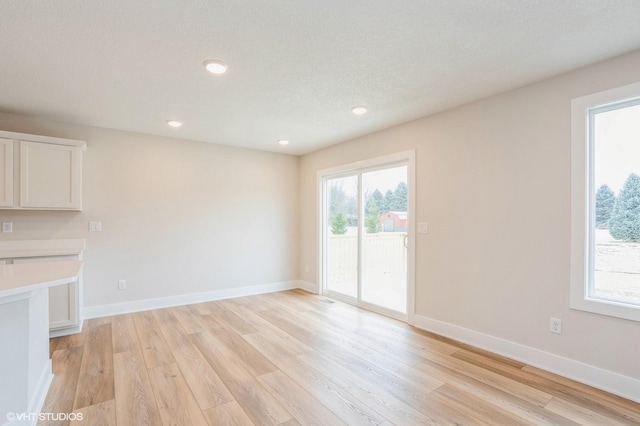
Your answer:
371,189 -> 387,213
328,183 -> 347,220
595,184 -> 615,228
328,181 -> 357,227
330,212 -> 347,235
391,182 -> 407,211
383,190 -> 394,212
609,173 -> 640,241
365,198 -> 381,233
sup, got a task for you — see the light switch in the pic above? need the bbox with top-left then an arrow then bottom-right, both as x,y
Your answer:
89,221 -> 102,232
2,222 -> 12,233
418,223 -> 429,234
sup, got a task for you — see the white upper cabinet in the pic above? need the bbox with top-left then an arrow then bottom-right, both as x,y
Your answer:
0,138 -> 13,207
0,131 -> 86,211
20,141 -> 82,209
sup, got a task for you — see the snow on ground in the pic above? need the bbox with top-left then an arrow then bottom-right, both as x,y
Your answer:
594,229 -> 640,303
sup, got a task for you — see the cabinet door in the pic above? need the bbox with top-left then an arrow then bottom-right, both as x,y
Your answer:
12,256 -> 79,330
48,283 -> 76,329
0,138 -> 13,207
19,141 -> 82,210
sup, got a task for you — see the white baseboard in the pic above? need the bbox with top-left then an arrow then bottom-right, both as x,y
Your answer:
297,280 -> 319,294
83,280 -> 303,319
50,324 -> 83,338
414,314 -> 640,403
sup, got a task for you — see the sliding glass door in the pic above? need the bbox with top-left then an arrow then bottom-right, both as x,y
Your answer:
325,174 -> 359,298
361,166 -> 408,313
322,155 -> 412,320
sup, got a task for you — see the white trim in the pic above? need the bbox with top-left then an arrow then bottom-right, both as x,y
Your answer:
297,280 -> 319,294
317,170 -> 325,296
0,130 -> 86,150
357,173 -> 363,303
49,323 -> 83,338
414,314 -> 640,403
316,150 -> 416,324
27,361 -> 53,426
571,82 -> 640,322
317,150 -> 415,178
405,151 -> 416,325
83,280 -> 303,319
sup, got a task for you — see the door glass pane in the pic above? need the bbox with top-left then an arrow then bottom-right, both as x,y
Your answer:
361,166 -> 407,312
326,175 -> 358,298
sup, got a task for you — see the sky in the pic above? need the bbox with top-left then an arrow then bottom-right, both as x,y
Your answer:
594,103 -> 640,193
328,165 -> 407,198
363,165 -> 407,196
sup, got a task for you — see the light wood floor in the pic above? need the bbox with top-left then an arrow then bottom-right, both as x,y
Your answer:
39,290 -> 640,425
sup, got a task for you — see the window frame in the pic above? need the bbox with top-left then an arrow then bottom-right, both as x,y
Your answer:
570,81 -> 640,322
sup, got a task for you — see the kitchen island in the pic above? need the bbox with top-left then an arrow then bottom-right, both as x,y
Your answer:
0,261 -> 82,426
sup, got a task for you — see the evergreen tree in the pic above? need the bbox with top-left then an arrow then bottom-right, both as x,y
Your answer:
384,190 -> 394,212
595,184 -> 615,228
330,212 -> 347,235
365,198 -> 381,233
609,173 -> 640,241
328,183 -> 347,220
371,189 -> 387,213
328,181 -> 357,226
391,182 -> 408,211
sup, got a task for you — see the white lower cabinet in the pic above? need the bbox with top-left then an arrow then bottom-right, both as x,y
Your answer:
12,256 -> 80,331
50,281 -> 76,330
0,239 -> 85,337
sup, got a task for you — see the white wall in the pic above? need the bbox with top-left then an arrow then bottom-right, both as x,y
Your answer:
0,113 -> 299,309
299,49 -> 640,382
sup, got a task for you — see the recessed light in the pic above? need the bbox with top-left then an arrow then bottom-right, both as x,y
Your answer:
203,60 -> 228,75
278,139 -> 290,146
351,105 -> 367,115
167,120 -> 183,128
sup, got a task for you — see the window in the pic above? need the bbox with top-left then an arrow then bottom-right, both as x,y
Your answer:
571,82 -> 640,321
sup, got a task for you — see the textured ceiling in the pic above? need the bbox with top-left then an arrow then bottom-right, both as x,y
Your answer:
1,1 -> 640,155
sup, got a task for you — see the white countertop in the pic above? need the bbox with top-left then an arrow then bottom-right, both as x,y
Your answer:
0,260 -> 83,299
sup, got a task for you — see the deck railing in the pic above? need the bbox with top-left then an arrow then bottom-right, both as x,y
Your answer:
327,232 -> 407,284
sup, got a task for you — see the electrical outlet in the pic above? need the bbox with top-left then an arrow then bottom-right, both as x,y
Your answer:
2,222 -> 12,233
550,317 -> 562,334
89,222 -> 102,232
118,279 -> 127,290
